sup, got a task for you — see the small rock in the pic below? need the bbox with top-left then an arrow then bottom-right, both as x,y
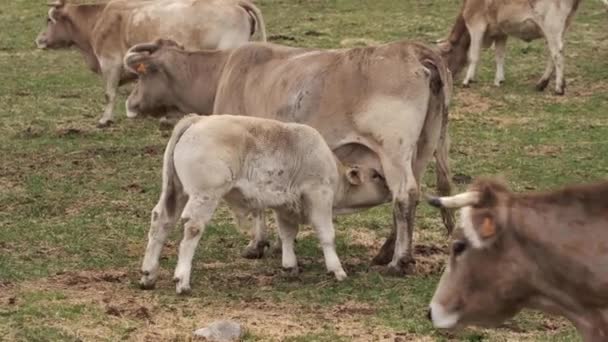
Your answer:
194,320 -> 244,341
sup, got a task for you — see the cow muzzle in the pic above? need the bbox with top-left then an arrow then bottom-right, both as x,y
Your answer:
35,36 -> 48,49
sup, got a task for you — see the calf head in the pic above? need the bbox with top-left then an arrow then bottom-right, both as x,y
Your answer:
426,179 -> 530,329
337,165 -> 391,211
124,39 -> 185,118
36,0 -> 73,49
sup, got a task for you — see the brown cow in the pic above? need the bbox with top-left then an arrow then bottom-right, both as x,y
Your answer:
35,0 -> 266,127
427,178 -> 608,342
123,39 -> 456,276
438,0 -> 583,94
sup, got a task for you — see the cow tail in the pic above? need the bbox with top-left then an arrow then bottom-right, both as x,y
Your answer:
420,49 -> 455,235
160,114 -> 202,205
239,1 -> 267,42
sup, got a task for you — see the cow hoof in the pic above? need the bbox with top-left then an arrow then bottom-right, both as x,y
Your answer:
332,270 -> 348,281
385,258 -> 415,277
282,266 -> 300,278
97,120 -> 114,128
371,237 -> 395,266
554,85 -> 565,96
494,79 -> 504,87
139,277 -> 156,290
535,79 -> 550,92
241,242 -> 268,259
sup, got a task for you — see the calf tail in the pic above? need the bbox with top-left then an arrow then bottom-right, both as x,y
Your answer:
239,1 -> 267,42
418,45 -> 455,235
160,114 -> 203,207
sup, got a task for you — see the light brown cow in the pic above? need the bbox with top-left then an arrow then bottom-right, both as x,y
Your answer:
143,114 -> 391,294
123,39 -> 455,275
438,0 -> 582,94
426,178 -> 608,342
35,0 -> 266,127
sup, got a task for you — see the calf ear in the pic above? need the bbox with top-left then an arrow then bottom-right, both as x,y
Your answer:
346,167 -> 362,185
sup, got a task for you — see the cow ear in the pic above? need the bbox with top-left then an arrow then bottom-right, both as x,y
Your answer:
346,167 -> 362,185
124,53 -> 155,75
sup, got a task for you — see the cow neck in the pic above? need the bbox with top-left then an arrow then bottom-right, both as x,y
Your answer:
438,13 -> 470,77
66,4 -> 106,74
507,198 -> 606,325
176,49 -> 231,115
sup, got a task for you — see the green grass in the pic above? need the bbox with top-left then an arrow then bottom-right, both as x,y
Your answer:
1,0 -> 607,340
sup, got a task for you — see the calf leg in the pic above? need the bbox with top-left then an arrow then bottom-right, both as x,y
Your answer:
463,23 -> 486,86
98,63 -> 121,127
140,192 -> 187,289
535,53 -> 555,91
173,195 -> 219,295
275,212 -> 299,275
307,189 -> 347,281
494,35 -> 508,86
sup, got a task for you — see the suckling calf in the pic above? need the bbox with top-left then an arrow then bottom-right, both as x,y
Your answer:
141,114 -> 391,294
427,178 -> 608,342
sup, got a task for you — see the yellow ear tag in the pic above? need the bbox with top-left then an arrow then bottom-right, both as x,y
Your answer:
480,217 -> 496,239
136,63 -> 147,74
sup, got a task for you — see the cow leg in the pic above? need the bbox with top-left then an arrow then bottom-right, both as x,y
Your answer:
307,188 -> 347,281
98,63 -> 121,127
242,209 -> 270,259
535,53 -> 555,91
372,148 -> 419,274
463,24 -> 486,86
173,195 -> 219,295
275,211 -> 300,275
494,35 -> 508,86
543,23 -> 566,95
140,191 -> 187,289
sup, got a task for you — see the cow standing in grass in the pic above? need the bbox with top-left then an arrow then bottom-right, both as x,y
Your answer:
124,39 -> 455,275
35,0 -> 266,127
438,0 -> 582,94
427,178 -> 608,342
144,114 -> 391,294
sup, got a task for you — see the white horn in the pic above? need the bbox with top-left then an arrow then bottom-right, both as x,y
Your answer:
428,191 -> 480,209
48,7 -> 57,24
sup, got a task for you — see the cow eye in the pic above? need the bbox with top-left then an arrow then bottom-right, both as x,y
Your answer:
452,240 -> 467,256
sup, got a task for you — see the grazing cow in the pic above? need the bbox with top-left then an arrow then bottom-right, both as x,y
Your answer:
426,178 -> 608,342
124,39 -> 455,275
438,0 -> 582,94
142,114 -> 391,294
35,0 -> 266,127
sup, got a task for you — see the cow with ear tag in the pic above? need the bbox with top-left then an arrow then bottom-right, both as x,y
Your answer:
426,178 -> 608,342
35,0 -> 267,127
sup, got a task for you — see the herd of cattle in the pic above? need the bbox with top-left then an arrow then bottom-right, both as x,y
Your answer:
33,0 -> 607,340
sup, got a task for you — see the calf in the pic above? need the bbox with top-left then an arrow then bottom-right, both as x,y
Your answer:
427,178 -> 608,342
123,39 -> 455,275
35,0 -> 266,127
142,114 -> 391,294
438,0 -> 582,94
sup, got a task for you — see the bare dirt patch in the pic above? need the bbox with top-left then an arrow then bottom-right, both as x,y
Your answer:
452,89 -> 497,117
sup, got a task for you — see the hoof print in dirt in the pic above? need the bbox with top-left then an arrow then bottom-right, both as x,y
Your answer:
194,320 -> 245,342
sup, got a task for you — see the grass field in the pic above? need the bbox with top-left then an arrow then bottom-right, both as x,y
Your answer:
1,0 -> 607,341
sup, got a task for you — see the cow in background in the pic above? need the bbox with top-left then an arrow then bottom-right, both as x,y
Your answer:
35,0 -> 266,127
438,0 -> 583,94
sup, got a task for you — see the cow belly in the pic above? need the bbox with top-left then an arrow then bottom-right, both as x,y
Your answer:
226,181 -> 301,212
500,19 -> 542,42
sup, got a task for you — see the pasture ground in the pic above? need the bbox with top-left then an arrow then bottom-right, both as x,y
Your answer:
1,0 -> 607,341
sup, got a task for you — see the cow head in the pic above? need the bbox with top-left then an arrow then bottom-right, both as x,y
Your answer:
426,179 -> 530,329
36,0 -> 73,49
337,165 -> 391,211
124,39 -> 185,118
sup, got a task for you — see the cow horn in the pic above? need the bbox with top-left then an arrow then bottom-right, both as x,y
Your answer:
426,191 -> 480,209
129,42 -> 161,55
